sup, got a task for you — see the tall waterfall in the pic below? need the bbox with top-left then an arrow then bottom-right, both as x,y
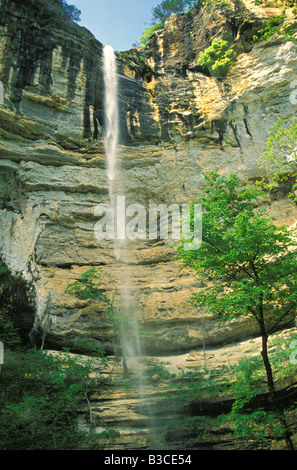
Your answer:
103,45 -> 122,260
102,45 -> 159,447
103,44 -> 140,371
103,45 -> 119,190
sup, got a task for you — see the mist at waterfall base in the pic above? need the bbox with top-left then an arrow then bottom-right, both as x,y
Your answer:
103,45 -> 160,447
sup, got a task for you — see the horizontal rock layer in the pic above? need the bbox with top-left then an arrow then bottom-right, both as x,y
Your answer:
74,327 -> 297,450
0,0 -> 297,353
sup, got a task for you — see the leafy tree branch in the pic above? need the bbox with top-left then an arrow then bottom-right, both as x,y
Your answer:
177,171 -> 297,449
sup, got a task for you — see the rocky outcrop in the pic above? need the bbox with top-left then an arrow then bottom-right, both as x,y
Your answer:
0,0 -> 104,142
74,327 -> 297,450
1,0 -> 297,353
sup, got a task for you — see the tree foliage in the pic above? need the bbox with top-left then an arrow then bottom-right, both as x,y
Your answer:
0,262 -> 34,349
259,117 -> 297,201
0,263 -> 21,350
0,347 -> 105,449
0,264 -> 110,450
197,39 -> 236,78
177,171 -> 297,328
55,0 -> 81,22
152,0 -> 200,24
177,171 -> 297,448
140,23 -> 164,44
139,0 -> 202,44
230,331 -> 297,444
253,11 -> 296,42
65,268 -> 111,304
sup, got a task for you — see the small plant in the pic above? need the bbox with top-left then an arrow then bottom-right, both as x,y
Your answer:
140,23 -> 164,44
66,268 -> 139,378
70,335 -> 106,358
202,0 -> 230,6
144,362 -> 172,381
253,11 -> 296,43
197,39 -> 236,78
97,428 -> 120,439
229,352 -> 295,444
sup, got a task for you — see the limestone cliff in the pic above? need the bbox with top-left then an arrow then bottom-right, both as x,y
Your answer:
1,0 -> 297,353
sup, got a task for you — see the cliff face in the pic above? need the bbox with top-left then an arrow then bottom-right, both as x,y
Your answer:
0,0 -> 104,141
1,0 -> 297,353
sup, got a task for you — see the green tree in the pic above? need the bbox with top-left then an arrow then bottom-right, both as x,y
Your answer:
152,0 -> 198,25
139,0 -> 202,44
259,117 -> 297,201
55,0 -> 81,22
177,171 -> 297,449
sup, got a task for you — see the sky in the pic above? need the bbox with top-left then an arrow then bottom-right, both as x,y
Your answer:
72,0 -> 162,51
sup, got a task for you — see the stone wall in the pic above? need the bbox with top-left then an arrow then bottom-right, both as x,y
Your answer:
1,0 -> 297,353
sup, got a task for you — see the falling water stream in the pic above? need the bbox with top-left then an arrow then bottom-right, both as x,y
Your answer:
103,45 -> 158,447
103,45 -> 119,194
103,44 -> 138,366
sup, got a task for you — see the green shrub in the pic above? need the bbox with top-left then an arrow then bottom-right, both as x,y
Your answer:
144,363 -> 172,381
140,23 -> 164,44
253,11 -> 296,43
197,39 -> 236,78
0,308 -> 21,351
229,337 -> 297,444
0,262 -> 33,350
69,335 -> 107,358
0,348 -> 103,449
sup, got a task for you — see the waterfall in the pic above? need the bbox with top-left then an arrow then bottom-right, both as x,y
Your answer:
103,45 -> 119,192
103,45 -> 158,447
103,45 -> 122,261
103,44 -> 140,370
